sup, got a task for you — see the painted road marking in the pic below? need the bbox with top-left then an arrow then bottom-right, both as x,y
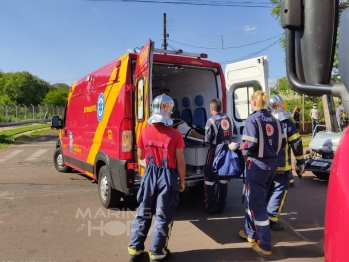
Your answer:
24,149 -> 48,162
0,150 -> 23,163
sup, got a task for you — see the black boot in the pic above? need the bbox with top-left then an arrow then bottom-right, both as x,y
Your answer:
270,221 -> 284,231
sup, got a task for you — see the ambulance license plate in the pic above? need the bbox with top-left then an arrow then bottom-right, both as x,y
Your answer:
311,161 -> 328,167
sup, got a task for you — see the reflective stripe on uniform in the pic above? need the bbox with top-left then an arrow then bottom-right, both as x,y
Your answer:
208,118 -> 218,145
219,180 -> 229,184
241,135 -> 258,143
269,216 -> 278,222
149,252 -> 166,260
246,208 -> 252,216
255,118 -> 264,158
288,132 -> 300,142
205,181 -> 215,186
276,119 -> 283,154
254,219 -> 270,226
128,246 -> 144,256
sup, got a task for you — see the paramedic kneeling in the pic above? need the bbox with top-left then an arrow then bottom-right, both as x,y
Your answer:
128,94 -> 186,262
228,91 -> 285,256
204,98 -> 236,214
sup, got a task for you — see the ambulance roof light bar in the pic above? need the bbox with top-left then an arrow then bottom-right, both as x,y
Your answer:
153,48 -> 208,59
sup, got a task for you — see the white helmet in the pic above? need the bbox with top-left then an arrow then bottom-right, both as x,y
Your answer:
266,95 -> 289,121
147,94 -> 174,126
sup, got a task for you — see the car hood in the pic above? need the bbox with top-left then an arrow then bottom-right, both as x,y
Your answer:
309,131 -> 343,153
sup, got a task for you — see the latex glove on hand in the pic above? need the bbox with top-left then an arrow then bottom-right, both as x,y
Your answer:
228,142 -> 238,151
296,164 -> 305,178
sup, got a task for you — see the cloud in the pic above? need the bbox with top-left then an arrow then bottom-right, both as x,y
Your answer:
244,25 -> 256,33
269,78 -> 277,87
93,8 -> 98,12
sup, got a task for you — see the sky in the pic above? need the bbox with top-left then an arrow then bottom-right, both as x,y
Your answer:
0,0 -> 285,87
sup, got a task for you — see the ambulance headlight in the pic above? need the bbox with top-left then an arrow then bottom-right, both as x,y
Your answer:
122,130 -> 132,152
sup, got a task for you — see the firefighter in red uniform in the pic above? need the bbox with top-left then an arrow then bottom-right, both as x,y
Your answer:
128,94 -> 186,262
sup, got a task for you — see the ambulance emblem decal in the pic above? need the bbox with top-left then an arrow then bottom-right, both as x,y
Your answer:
266,123 -> 274,136
97,93 -> 105,122
221,119 -> 230,130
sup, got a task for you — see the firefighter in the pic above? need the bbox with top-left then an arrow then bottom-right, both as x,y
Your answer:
128,94 -> 186,262
228,91 -> 285,255
204,98 -> 236,214
266,95 -> 305,231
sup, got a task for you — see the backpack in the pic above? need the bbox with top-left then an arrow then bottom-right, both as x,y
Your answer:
212,141 -> 245,179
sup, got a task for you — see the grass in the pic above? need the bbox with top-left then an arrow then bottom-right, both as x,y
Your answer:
0,124 -> 52,149
301,135 -> 312,148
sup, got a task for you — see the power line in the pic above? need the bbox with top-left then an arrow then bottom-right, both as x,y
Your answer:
86,0 -> 273,8
220,39 -> 280,64
167,34 -> 282,49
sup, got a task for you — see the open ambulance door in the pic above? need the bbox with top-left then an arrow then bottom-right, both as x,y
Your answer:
225,56 -> 269,142
134,39 -> 155,175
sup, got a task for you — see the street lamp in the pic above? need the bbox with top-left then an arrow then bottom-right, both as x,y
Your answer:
22,104 -> 27,120
30,104 -> 34,120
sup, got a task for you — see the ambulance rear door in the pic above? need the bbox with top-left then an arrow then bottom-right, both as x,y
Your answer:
225,56 -> 269,142
134,39 -> 155,175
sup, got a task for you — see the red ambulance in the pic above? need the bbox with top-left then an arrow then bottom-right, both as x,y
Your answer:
51,39 -> 269,208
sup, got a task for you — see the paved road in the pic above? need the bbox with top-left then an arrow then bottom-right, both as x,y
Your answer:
0,132 -> 327,262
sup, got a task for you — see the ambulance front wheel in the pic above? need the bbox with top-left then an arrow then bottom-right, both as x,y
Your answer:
98,166 -> 122,208
53,148 -> 71,173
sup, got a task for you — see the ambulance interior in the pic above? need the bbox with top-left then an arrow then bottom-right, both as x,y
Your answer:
150,63 -> 220,172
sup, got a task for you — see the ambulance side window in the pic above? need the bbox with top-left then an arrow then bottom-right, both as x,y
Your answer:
137,77 -> 145,121
233,84 -> 261,121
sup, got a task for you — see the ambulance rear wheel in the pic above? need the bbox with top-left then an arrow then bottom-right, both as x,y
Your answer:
53,148 -> 70,173
98,166 -> 122,208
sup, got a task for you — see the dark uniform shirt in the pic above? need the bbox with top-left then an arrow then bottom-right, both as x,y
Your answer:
237,109 -> 285,159
204,112 -> 237,147
277,118 -> 304,171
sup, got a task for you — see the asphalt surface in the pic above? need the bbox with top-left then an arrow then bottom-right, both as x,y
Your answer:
0,131 -> 327,262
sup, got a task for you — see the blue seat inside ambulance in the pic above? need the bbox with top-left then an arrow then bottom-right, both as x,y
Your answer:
192,95 -> 207,129
181,97 -> 192,125
185,95 -> 206,147
171,99 -> 180,119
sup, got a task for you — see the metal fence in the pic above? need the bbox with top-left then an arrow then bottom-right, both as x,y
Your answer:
0,104 -> 64,126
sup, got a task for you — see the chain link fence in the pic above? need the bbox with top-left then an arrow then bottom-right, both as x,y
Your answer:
0,104 -> 64,127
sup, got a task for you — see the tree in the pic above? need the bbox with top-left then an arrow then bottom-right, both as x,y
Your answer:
51,83 -> 70,91
42,88 -> 68,107
0,71 -> 50,105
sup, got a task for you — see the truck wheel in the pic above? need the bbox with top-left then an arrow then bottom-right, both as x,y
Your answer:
312,171 -> 330,181
53,148 -> 70,173
98,166 -> 122,209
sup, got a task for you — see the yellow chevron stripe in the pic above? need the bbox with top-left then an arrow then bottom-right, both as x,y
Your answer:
86,55 -> 128,165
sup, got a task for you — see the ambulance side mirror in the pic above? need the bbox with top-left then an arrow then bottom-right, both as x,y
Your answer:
51,115 -> 62,130
339,9 -> 349,100
281,0 -> 338,96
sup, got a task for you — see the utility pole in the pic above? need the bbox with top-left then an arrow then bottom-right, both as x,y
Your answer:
163,13 -> 167,50
322,94 -> 339,132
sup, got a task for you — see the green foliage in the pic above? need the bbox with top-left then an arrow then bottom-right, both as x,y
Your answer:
0,71 -> 69,107
0,71 -> 50,105
269,76 -> 323,122
42,89 -> 68,107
